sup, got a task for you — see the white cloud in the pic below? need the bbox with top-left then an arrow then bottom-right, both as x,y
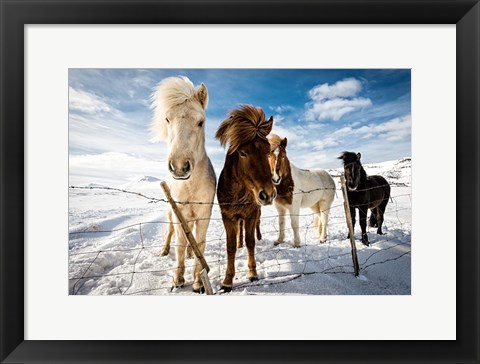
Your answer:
336,114 -> 412,142
69,87 -> 113,114
306,97 -> 372,121
273,114 -> 285,125
309,78 -> 362,101
306,78 -> 372,122
269,105 -> 293,113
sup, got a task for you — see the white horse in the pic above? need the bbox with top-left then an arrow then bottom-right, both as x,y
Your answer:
151,76 -> 216,292
268,134 -> 335,247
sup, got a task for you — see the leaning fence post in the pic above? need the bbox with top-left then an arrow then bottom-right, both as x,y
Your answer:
340,174 -> 360,277
160,181 -> 213,295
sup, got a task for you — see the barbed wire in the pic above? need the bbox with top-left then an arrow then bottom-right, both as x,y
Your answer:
69,182 -> 410,206
69,184 -> 412,295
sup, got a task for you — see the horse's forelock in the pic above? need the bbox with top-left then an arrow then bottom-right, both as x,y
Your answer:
216,105 -> 273,153
338,151 -> 359,166
268,134 -> 283,152
150,76 -> 198,141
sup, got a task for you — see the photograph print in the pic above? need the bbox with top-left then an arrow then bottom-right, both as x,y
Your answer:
69,69 -> 411,295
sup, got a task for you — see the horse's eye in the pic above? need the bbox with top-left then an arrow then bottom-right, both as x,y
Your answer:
239,151 -> 247,158
198,121 -> 204,127
165,118 -> 170,124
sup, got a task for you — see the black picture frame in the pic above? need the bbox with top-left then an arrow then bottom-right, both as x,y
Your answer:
1,0 -> 479,363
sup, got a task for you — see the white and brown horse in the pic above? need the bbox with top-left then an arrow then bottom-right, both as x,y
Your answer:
151,76 -> 216,292
268,134 -> 335,247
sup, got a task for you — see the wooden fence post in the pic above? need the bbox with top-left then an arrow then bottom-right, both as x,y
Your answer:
160,181 -> 213,295
340,174 -> 360,277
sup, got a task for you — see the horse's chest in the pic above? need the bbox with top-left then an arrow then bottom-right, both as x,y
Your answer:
275,184 -> 293,205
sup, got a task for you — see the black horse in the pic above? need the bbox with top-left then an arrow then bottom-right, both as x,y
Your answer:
338,152 -> 391,246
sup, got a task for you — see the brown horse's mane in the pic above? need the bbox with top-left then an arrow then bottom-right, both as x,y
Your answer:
215,105 -> 273,153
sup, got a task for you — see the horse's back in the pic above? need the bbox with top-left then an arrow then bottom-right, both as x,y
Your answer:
292,166 -> 335,207
312,169 -> 335,190
366,175 -> 391,204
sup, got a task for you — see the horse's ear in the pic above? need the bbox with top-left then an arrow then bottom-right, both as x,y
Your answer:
356,152 -> 361,160
265,115 -> 274,134
280,137 -> 288,148
195,83 -> 208,109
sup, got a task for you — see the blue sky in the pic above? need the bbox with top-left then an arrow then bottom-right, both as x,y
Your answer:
69,69 -> 411,185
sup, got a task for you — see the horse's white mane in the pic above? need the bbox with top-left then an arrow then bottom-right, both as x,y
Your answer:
150,76 -> 198,142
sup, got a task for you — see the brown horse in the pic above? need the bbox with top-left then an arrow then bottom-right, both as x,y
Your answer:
216,105 -> 276,292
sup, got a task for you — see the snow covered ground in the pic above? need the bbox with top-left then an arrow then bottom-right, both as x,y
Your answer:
68,158 -> 411,295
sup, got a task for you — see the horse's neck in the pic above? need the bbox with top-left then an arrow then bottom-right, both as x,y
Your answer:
281,157 -> 295,187
222,154 -> 240,183
221,154 -> 250,200
275,157 -> 295,205
358,166 -> 368,188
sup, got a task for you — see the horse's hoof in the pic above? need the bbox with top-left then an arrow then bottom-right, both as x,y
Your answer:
219,285 -> 232,293
319,238 -> 327,244
160,250 -> 169,256
192,286 -> 205,294
170,284 -> 184,292
249,276 -> 259,282
361,240 -> 369,246
274,241 -> 282,246
293,244 -> 301,248
257,234 -> 262,241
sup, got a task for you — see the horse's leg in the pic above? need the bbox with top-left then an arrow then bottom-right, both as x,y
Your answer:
237,219 -> 244,249
221,218 -> 238,292
376,199 -> 389,235
310,203 -> 321,237
359,207 -> 369,246
274,204 -> 287,245
173,223 -> 187,288
192,218 -> 209,293
319,202 -> 330,244
245,209 -> 259,281
256,211 -> 262,241
161,210 -> 174,256
369,207 -> 378,228
290,206 -> 301,248
348,205 -> 356,240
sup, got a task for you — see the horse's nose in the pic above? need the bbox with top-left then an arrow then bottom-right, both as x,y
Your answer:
183,160 -> 191,174
258,189 -> 275,205
258,191 -> 268,203
272,176 -> 281,185
168,159 -> 192,180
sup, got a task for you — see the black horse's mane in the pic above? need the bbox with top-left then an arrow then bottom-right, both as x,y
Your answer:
338,151 -> 359,165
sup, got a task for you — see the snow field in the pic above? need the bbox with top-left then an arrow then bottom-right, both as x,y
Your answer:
69,159 -> 411,295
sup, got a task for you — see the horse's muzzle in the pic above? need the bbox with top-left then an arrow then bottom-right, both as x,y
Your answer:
169,160 -> 192,180
258,188 -> 277,206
